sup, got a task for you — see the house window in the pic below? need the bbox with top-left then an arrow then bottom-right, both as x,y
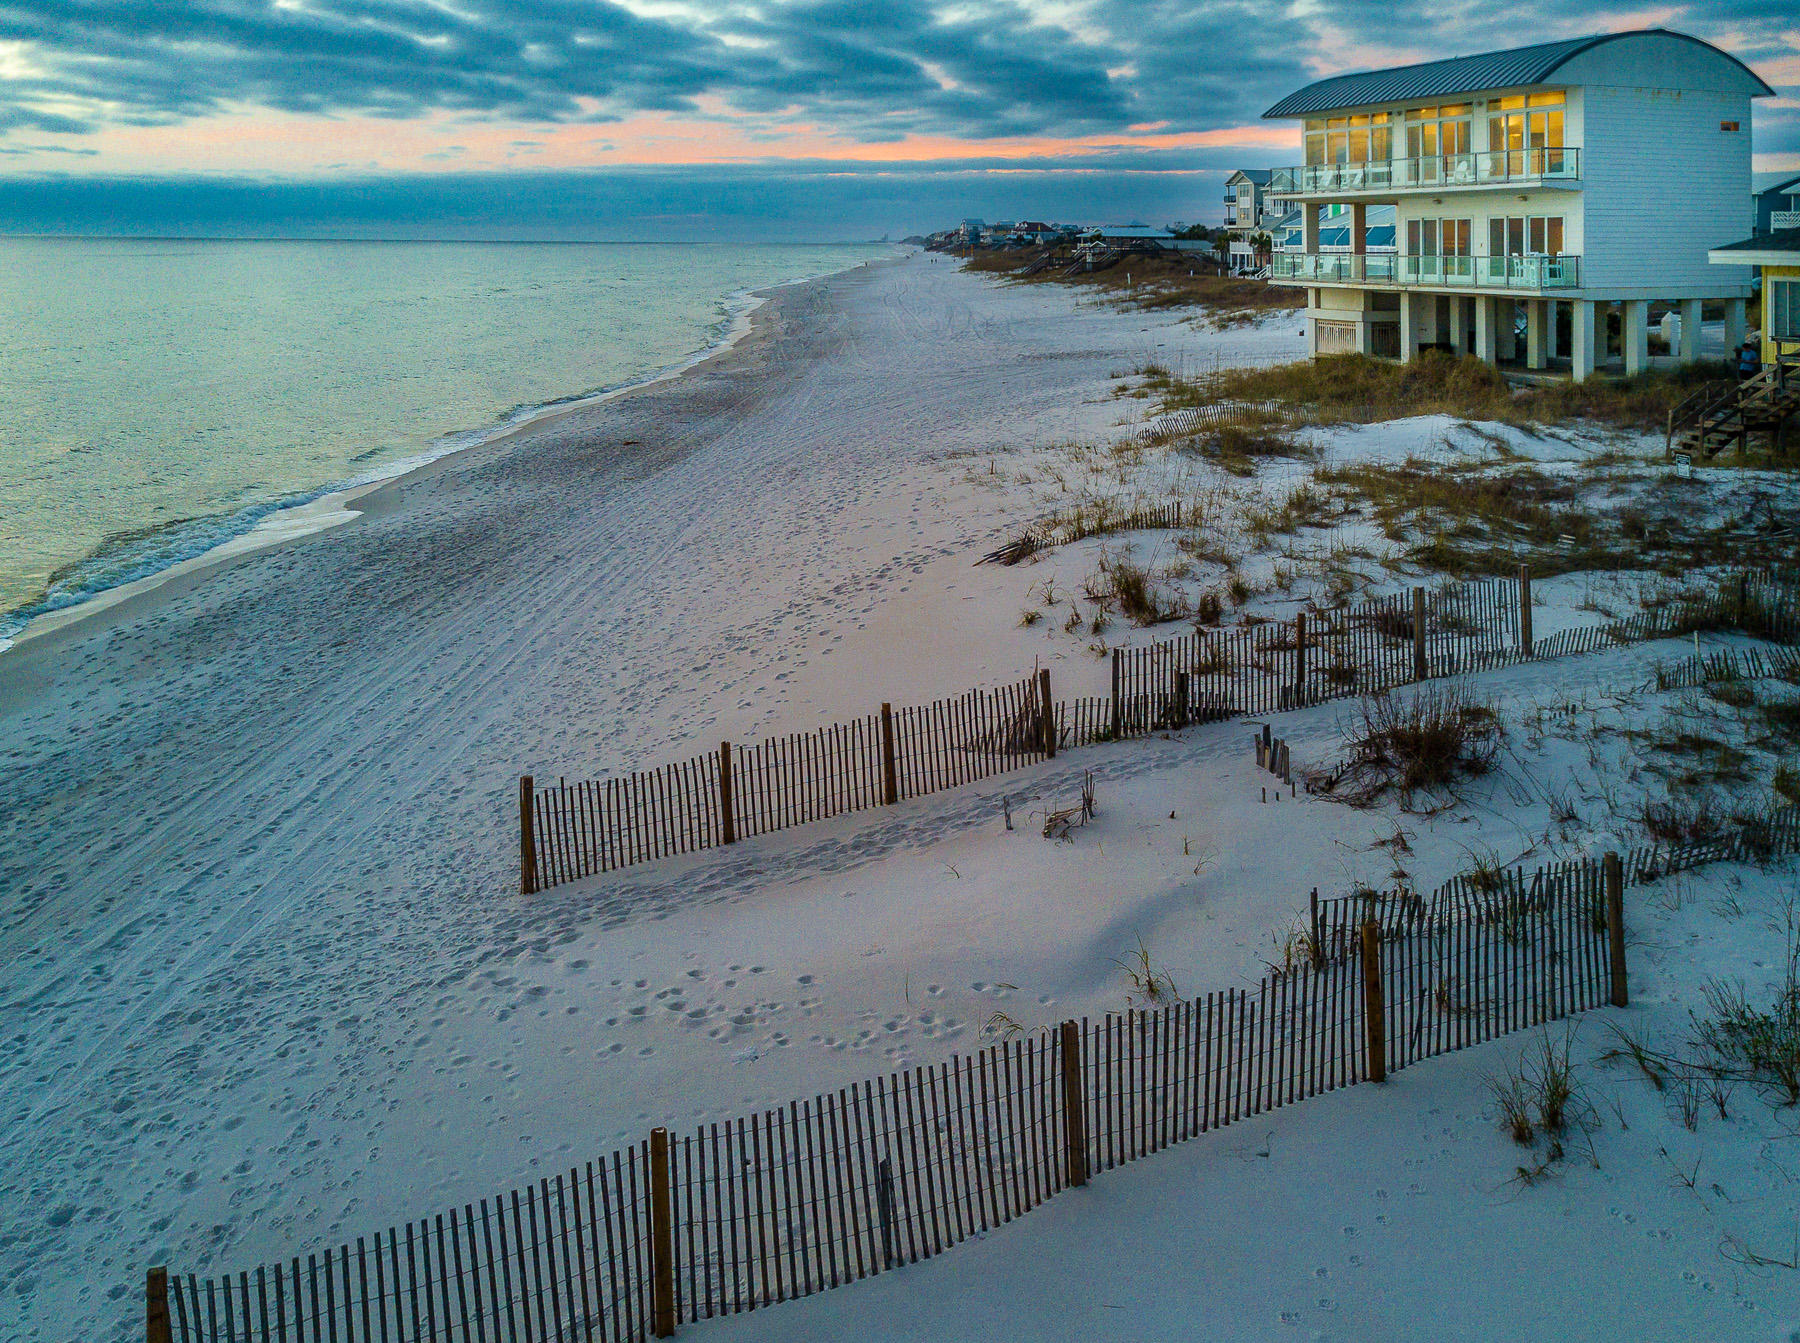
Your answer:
1404,104 -> 1472,180
1408,218 -> 1471,256
1488,216 -> 1565,256
1488,92 -> 1566,175
1305,113 -> 1391,166
1772,280 -> 1799,342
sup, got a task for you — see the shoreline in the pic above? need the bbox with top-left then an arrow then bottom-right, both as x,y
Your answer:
0,254 -> 893,657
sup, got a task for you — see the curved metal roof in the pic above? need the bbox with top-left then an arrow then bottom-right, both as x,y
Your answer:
1263,29 -> 1774,119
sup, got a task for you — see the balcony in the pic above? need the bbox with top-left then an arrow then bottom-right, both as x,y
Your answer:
1270,252 -> 1582,290
1268,147 -> 1580,198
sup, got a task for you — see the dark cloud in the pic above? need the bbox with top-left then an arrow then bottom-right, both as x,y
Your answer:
0,1 -> 1792,243
0,0 -> 1602,146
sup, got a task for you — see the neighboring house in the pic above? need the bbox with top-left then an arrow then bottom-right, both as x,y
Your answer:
1708,227 -> 1800,363
1260,29 -> 1771,376
1222,169 -> 1288,273
1752,176 -> 1800,236
1275,203 -> 1399,254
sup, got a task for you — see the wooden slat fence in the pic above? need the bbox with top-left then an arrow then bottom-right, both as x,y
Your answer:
524,568 -> 1800,892
976,499 -> 1186,567
162,810 -> 1800,1343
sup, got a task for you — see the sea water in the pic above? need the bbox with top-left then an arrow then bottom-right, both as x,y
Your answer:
0,237 -> 887,647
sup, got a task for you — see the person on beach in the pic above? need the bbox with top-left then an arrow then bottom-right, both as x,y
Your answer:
1736,337 -> 1762,381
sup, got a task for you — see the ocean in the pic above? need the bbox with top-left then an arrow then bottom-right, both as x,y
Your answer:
0,237 -> 887,647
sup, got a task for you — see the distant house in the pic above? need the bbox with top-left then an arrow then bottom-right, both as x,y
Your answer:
1222,169 -> 1285,273
1260,28 -> 1771,376
1275,203 -> 1398,255
1753,176 -> 1800,236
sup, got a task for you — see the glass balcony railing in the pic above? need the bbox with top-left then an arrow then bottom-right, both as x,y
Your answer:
1269,252 -> 1581,289
1267,147 -> 1580,196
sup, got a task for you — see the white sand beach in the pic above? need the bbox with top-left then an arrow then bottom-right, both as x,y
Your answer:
5,253 -> 1798,1343
0,254 -> 1295,1337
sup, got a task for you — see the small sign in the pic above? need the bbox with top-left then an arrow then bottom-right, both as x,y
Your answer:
1674,452 -> 1694,479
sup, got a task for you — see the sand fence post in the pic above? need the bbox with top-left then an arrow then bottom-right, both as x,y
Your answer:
146,1267 -> 172,1343
518,776 -> 538,896
1309,889 -> 1325,970
650,1127 -> 677,1337
1604,851 -> 1628,1008
718,743 -> 737,846
1361,918 -> 1386,1083
1294,611 -> 1308,705
1038,668 -> 1057,757
1110,647 -> 1124,738
1412,587 -> 1428,682
1517,564 -> 1533,653
1060,1020 -> 1089,1188
880,704 -> 899,805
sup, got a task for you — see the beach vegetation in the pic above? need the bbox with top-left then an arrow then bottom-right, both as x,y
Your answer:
1307,686 -> 1503,810
1157,350 -> 1734,436
962,248 -> 1304,321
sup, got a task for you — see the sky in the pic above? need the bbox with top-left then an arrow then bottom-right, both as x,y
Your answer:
0,1 -> 1795,240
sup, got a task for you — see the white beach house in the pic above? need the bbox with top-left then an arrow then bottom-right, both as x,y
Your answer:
1261,30 -> 1773,379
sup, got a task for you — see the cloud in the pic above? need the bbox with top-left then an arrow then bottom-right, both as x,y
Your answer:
27,0 -> 1794,154
0,0 -> 1793,240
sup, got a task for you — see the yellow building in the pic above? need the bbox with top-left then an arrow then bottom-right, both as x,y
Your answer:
1709,227 -> 1800,364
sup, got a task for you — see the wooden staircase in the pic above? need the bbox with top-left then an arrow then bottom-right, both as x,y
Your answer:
1667,354 -> 1800,461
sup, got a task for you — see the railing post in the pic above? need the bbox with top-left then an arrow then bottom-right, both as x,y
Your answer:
1517,564 -> 1533,653
1294,612 -> 1308,704
1037,668 -> 1057,757
650,1128 -> 677,1337
718,743 -> 737,845
146,1267 -> 172,1343
1361,918 -> 1386,1083
1412,587 -> 1428,681
880,704 -> 899,805
1604,851 -> 1628,1008
519,776 -> 538,896
1060,1020 -> 1089,1188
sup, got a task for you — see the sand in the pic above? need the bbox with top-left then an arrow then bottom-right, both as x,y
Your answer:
10,252 -> 1793,1343
0,254 -> 1303,1339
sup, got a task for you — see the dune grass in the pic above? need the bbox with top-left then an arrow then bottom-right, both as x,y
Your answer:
1151,350 -> 1733,433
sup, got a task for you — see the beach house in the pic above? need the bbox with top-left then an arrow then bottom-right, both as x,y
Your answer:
1222,169 -> 1283,273
1752,176 -> 1800,236
1261,30 -> 1773,378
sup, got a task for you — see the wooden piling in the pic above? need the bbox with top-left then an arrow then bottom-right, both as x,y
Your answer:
718,743 -> 737,846
880,704 -> 899,805
1060,1021 -> 1088,1188
1518,565 -> 1533,652
519,776 -> 538,896
1360,919 -> 1386,1083
1037,669 -> 1056,758
1604,851 -> 1628,1008
650,1129 -> 676,1337
1412,587 -> 1428,682
146,1267 -> 172,1343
